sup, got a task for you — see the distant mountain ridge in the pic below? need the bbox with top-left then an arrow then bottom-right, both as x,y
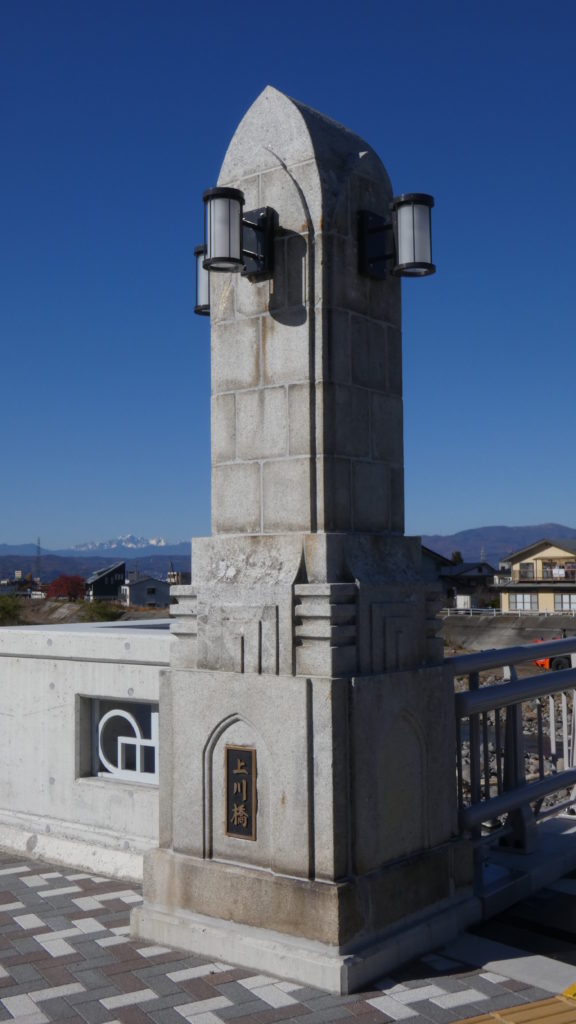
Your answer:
0,535 -> 191,559
421,523 -> 576,566
0,536 -> 192,583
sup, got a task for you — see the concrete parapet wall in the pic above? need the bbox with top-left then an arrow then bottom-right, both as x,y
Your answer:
442,613 -> 576,655
0,623 -> 169,879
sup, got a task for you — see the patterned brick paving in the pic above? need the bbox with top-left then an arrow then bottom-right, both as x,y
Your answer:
0,851 -> 568,1024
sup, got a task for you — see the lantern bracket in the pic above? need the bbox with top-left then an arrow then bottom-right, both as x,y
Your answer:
357,210 -> 395,280
241,207 -> 275,278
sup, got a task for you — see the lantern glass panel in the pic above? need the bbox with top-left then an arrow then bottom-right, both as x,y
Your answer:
396,204 -> 413,266
395,196 -> 434,275
412,203 -> 432,264
206,194 -> 242,268
195,248 -> 210,311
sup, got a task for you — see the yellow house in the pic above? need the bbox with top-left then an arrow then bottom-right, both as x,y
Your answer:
499,539 -> 576,613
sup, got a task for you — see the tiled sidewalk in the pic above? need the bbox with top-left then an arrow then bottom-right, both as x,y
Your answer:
0,850 -> 574,1024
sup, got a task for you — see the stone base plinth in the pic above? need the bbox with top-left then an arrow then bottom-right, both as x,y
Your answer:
132,846 -> 477,992
132,892 -> 478,995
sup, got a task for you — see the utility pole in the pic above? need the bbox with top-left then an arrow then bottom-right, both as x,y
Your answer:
35,537 -> 42,584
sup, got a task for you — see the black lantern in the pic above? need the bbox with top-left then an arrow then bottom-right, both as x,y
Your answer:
358,193 -> 435,279
194,245 -> 210,316
201,186 -> 275,280
203,187 -> 244,271
390,193 -> 435,277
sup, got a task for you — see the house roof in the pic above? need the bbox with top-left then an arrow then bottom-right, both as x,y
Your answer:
502,539 -> 576,563
421,546 -> 454,568
85,562 -> 125,585
125,576 -> 167,587
440,561 -> 498,578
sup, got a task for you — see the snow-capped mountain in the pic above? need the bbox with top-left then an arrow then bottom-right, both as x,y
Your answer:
0,536 -> 191,559
71,534 -> 169,553
51,535 -> 190,559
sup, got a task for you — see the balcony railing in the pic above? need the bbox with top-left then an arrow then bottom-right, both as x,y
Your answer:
511,569 -> 576,584
449,636 -> 576,853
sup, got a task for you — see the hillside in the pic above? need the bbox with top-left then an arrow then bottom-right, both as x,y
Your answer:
2,599 -> 169,627
421,523 -> 576,566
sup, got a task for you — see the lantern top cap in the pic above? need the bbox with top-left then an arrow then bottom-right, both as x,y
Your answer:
392,193 -> 435,208
203,187 -> 245,204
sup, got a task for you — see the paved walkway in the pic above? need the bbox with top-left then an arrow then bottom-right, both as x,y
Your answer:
1,851 -> 576,1024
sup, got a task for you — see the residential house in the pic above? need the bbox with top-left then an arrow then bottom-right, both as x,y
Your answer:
498,539 -> 576,614
440,561 -> 498,609
421,547 -> 454,592
85,562 -> 126,603
120,576 -> 170,608
421,547 -> 498,608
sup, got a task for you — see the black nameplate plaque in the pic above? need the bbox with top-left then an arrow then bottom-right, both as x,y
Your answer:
225,745 -> 257,841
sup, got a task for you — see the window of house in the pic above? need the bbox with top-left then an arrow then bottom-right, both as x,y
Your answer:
554,594 -> 576,612
519,563 -> 535,580
544,561 -> 566,579
146,587 -> 156,595
509,592 -> 538,611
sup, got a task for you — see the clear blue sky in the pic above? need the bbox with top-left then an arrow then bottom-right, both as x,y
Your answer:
2,0 -> 575,548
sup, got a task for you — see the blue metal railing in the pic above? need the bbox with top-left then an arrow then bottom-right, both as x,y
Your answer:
448,636 -> 576,850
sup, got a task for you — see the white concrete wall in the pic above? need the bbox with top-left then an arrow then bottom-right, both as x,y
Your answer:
0,622 -> 168,879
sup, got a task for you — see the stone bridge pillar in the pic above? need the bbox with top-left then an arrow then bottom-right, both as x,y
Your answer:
133,87 -> 474,993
